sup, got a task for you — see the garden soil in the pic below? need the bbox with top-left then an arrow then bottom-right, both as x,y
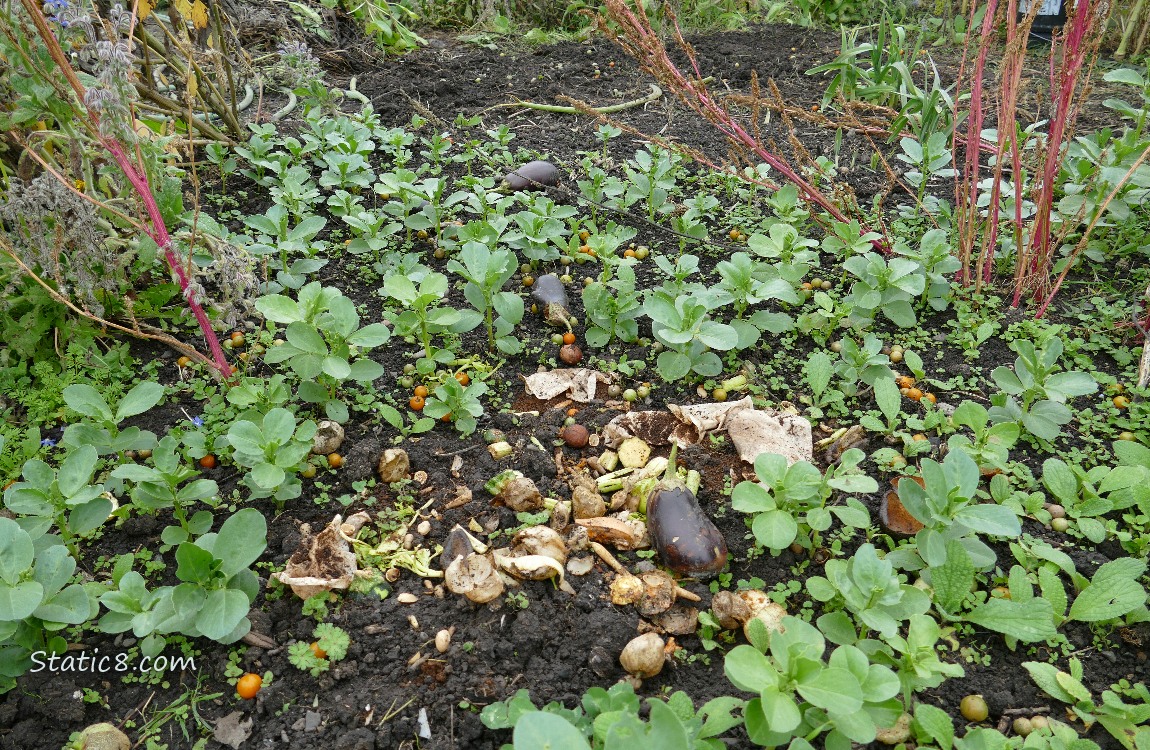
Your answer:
1,21 -> 1146,750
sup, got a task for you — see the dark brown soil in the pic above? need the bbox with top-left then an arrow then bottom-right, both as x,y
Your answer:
1,20 -> 1145,750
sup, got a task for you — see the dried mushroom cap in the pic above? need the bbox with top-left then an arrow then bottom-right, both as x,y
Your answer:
499,476 -> 544,512
636,570 -> 676,617
312,420 -> 346,455
619,632 -> 665,679
711,590 -> 751,630
272,513 -> 368,598
442,524 -> 486,568
575,515 -> 647,550
511,526 -> 568,564
377,448 -> 411,483
610,574 -> 645,606
445,553 -> 504,603
571,485 -> 606,520
650,605 -> 699,636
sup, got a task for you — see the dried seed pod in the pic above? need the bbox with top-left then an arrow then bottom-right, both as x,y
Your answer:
619,632 -> 665,679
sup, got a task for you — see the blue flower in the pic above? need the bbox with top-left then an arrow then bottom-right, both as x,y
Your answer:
40,438 -> 56,447
191,416 -> 204,428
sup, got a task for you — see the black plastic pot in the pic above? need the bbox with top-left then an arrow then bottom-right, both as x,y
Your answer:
1022,0 -> 1067,40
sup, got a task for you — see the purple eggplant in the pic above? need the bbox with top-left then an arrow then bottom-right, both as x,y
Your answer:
531,274 -> 574,328
645,446 -> 728,577
502,160 -> 560,191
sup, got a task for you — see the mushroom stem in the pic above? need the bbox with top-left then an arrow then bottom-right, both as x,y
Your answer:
673,585 -> 701,602
589,542 -> 627,574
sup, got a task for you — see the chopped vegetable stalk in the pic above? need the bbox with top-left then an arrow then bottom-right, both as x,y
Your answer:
598,450 -> 619,472
485,469 -> 524,496
618,437 -> 651,469
720,374 -> 748,393
487,441 -> 514,460
596,466 -> 636,494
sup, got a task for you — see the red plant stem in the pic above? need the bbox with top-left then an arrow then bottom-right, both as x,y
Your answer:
956,0 -> 999,286
982,0 -> 1027,288
104,140 -> 231,374
603,0 -> 888,252
1020,0 -> 1101,308
18,0 -> 230,377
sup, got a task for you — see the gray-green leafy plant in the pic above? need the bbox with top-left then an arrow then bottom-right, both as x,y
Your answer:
947,400 -> 1019,475
817,612 -> 964,706
383,270 -> 474,373
886,447 -> 1019,572
731,449 -> 874,554
725,615 -> 903,748
1025,658 -> 1150,750
583,263 -> 642,348
256,281 -> 390,422
447,241 -> 523,355
505,196 -> 576,265
802,349 -> 846,413
225,408 -> 317,506
1040,456 -> 1140,543
622,146 -> 680,220
988,337 -> 1097,441
60,381 -> 164,456
110,436 -> 218,547
3,445 -> 111,554
645,289 -> 738,381
806,543 -> 931,638
842,251 -> 926,327
481,682 -> 743,750
713,252 -> 799,348
835,335 -> 894,397
422,377 -> 488,437
99,508 -> 267,651
0,518 -> 95,694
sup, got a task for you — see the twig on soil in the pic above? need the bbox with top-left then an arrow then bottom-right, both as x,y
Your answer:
494,83 -> 664,115
434,445 -> 483,458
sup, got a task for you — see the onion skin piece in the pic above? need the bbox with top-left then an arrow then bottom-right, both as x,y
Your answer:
502,160 -> 560,191
646,486 -> 728,576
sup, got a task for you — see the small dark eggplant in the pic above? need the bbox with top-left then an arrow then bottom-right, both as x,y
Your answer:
502,160 -> 560,191
645,446 -> 728,577
530,274 -> 574,328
